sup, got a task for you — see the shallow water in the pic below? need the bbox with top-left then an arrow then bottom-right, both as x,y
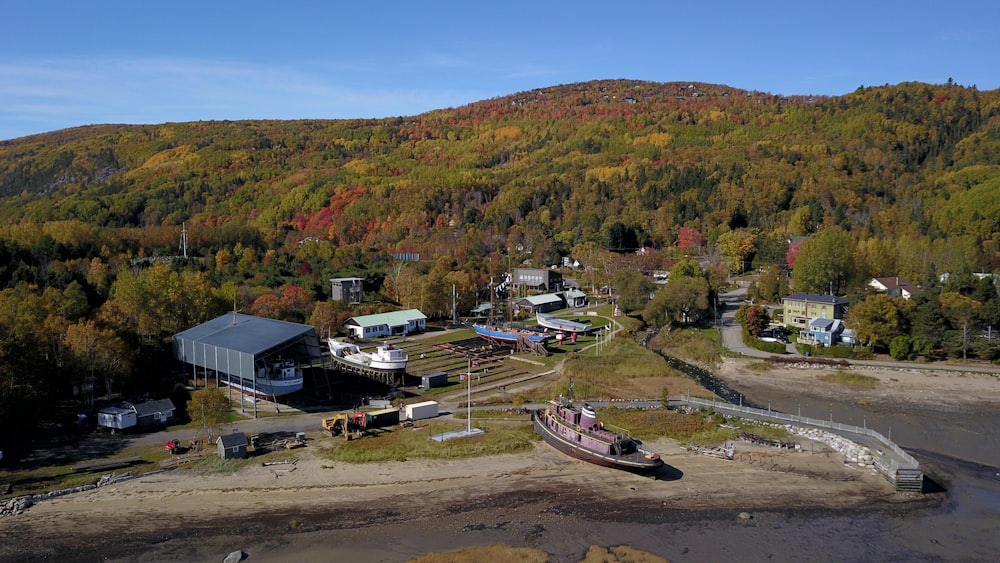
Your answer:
719,384 -> 1000,563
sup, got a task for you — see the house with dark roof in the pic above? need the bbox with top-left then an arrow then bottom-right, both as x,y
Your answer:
514,293 -> 564,314
124,398 -> 176,428
97,398 -> 176,431
799,318 -> 857,347
781,293 -> 849,329
512,268 -> 564,292
869,277 -> 921,300
803,318 -> 844,347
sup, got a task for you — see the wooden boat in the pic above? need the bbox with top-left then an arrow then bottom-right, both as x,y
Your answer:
472,323 -> 547,345
533,398 -> 663,474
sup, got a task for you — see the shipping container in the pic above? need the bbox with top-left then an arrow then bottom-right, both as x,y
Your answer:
405,401 -> 439,421
421,371 -> 449,391
362,407 -> 400,428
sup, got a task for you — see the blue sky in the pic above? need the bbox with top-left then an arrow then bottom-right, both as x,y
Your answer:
2,1 -> 998,141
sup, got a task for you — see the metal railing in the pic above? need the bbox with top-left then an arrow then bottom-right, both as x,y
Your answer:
682,395 -> 920,472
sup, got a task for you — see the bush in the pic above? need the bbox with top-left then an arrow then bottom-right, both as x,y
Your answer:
889,335 -> 913,360
797,342 -> 872,360
743,327 -> 786,354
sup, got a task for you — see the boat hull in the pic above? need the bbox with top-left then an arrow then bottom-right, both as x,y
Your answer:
328,339 -> 408,376
329,354 -> 406,375
536,313 -> 591,334
224,376 -> 303,398
473,324 -> 547,344
532,409 -> 663,473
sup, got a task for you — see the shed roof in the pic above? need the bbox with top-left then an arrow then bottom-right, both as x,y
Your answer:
174,313 -> 314,356
173,313 -> 321,382
346,309 -> 426,328
217,433 -> 248,448
519,293 -> 563,306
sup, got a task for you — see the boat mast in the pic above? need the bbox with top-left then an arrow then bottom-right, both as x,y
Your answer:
488,276 -> 495,325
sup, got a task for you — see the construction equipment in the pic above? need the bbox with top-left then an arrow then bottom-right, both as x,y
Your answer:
322,413 -> 351,437
322,407 -> 400,440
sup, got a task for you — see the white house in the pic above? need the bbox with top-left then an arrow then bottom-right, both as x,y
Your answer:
869,277 -> 921,300
344,309 -> 427,339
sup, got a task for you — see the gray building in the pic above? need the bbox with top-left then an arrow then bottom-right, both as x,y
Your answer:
217,432 -> 249,459
173,313 -> 323,405
512,268 -> 564,292
330,277 -> 365,304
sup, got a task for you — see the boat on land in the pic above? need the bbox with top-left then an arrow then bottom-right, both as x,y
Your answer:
533,398 -> 663,474
225,358 -> 304,398
472,323 -> 548,345
535,313 -> 592,334
327,339 -> 408,374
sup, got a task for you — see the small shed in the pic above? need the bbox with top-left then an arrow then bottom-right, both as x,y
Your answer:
421,371 -> 449,391
217,432 -> 249,460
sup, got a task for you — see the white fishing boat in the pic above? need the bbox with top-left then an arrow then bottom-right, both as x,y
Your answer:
327,339 -> 408,375
224,358 -> 304,398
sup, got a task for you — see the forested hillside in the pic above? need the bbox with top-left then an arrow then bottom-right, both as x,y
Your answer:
1,79 -> 998,439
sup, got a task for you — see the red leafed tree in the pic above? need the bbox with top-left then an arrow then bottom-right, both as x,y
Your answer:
279,285 -> 313,322
745,305 -> 771,337
250,293 -> 282,319
678,227 -> 703,249
786,240 -> 804,270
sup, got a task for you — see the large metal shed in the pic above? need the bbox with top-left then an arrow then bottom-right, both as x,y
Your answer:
173,312 -> 323,396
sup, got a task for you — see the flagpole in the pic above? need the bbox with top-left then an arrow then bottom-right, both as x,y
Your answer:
467,356 -> 472,433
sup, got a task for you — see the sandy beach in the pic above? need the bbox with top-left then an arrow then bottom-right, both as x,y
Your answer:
2,357 -> 997,562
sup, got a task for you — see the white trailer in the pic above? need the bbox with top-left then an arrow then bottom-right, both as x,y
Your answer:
404,400 -> 439,421
97,406 -> 137,430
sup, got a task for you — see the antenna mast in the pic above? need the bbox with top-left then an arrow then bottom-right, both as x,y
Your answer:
232,293 -> 240,325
